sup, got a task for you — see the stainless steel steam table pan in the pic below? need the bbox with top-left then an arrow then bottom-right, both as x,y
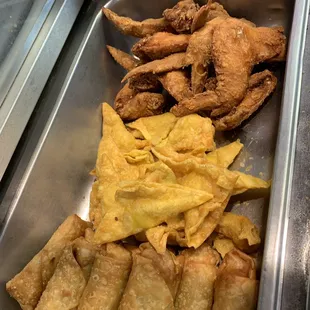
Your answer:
0,0 -> 308,309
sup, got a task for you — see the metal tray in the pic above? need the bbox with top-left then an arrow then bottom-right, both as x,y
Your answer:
0,0 -> 308,309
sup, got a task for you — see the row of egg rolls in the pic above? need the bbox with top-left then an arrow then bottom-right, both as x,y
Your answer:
6,215 -> 258,310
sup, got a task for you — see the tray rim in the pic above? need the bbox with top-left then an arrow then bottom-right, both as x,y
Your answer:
257,0 -> 310,308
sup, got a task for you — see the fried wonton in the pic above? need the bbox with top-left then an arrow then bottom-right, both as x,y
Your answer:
127,113 -> 177,146
213,236 -> 236,258
158,114 -> 216,154
93,180 -> 213,244
215,212 -> 261,253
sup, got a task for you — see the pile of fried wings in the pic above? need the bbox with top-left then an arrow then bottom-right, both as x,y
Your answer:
104,0 -> 286,130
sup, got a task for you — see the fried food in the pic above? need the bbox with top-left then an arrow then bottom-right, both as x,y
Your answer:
107,45 -> 139,71
119,253 -> 174,310
163,0 -> 200,33
127,113 -> 177,145
122,52 -> 187,82
213,69 -> 277,130
186,18 -> 224,94
35,244 -> 89,310
128,73 -> 161,92
205,140 -> 243,168
171,90 -> 220,116
139,243 -> 183,298
114,83 -> 165,121
158,114 -> 216,154
102,8 -> 171,37
191,1 -> 229,32
6,215 -> 90,310
78,243 -> 132,310
132,32 -> 190,60
213,249 -> 258,310
175,245 -> 220,310
93,180 -> 213,244
172,18 -> 285,117
215,212 -> 261,253
158,70 -> 193,101
213,236 -> 236,258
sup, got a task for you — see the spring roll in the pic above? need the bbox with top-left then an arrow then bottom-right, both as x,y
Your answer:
6,215 -> 91,310
175,244 -> 220,310
139,243 -> 183,298
35,244 -> 90,310
119,252 -> 175,309
212,249 -> 258,310
78,243 -> 132,310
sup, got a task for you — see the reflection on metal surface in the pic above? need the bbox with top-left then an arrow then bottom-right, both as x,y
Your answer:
0,0 -> 55,108
0,0 -> 308,309
0,0 -> 84,182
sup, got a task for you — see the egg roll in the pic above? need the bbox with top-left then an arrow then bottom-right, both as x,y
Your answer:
78,243 -> 132,310
6,215 -> 91,310
35,243 -> 90,310
175,244 -> 220,310
139,243 -> 183,298
119,252 -> 175,309
212,249 -> 258,310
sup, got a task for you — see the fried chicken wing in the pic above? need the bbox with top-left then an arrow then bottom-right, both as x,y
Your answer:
172,18 -> 285,117
158,70 -> 193,102
122,52 -> 187,82
213,70 -> 277,130
191,1 -> 229,32
186,18 -> 224,94
132,32 -> 190,60
170,90 -> 219,116
103,8 -> 171,38
129,73 -> 161,92
107,45 -> 139,71
205,77 -> 217,91
115,83 -> 164,121
163,0 -> 200,33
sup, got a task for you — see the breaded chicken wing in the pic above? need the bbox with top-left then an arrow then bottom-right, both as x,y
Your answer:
163,0 -> 199,33
172,18 -> 285,117
103,8 -> 172,38
107,45 -> 139,71
132,32 -> 190,60
122,52 -> 187,82
129,73 -> 161,92
158,70 -> 193,102
191,1 -> 229,32
213,70 -> 277,130
115,83 -> 165,121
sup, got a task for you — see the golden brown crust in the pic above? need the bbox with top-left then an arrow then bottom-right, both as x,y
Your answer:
158,70 -> 193,102
122,52 -> 187,82
6,215 -> 90,310
103,8 -> 171,37
132,32 -> 190,60
128,73 -> 161,92
106,45 -> 139,71
114,83 -> 165,121
191,1 -> 229,32
170,90 -> 220,116
213,70 -> 277,130
163,0 -> 200,33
